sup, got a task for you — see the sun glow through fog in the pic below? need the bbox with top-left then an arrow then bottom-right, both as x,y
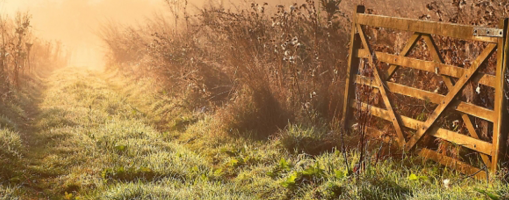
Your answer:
0,0 -> 309,69
0,0 -> 167,69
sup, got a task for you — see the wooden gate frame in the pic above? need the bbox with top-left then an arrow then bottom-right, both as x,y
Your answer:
342,5 -> 509,178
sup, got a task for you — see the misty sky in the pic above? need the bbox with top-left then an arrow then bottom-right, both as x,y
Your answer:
0,0 -> 168,67
0,0 -> 304,67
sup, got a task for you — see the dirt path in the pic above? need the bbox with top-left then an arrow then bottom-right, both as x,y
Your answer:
3,67 -> 251,199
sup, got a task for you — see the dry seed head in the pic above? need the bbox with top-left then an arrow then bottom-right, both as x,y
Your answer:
291,36 -> 298,45
443,179 -> 451,189
289,56 -> 295,63
452,120 -> 460,127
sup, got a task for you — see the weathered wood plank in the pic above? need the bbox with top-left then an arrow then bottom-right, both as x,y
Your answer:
356,49 -> 497,88
478,74 -> 496,87
355,13 -> 499,43
433,128 -> 493,156
419,148 -> 488,179
342,6 -> 365,131
405,43 -> 497,151
352,101 -> 421,130
355,75 -> 495,122
351,101 -> 493,155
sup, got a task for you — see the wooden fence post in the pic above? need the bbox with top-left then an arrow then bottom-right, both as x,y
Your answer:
492,18 -> 509,173
342,5 -> 364,131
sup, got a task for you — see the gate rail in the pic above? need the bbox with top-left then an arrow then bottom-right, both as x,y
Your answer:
342,5 -> 509,178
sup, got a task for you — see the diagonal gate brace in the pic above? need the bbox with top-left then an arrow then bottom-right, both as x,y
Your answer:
405,43 -> 497,151
356,24 -> 406,145
422,34 -> 493,168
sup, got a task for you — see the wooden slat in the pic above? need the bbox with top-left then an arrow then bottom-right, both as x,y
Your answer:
342,6 -> 365,131
356,49 -> 497,88
478,74 -> 496,87
352,101 -> 422,130
359,50 -> 464,77
351,101 -> 493,155
386,33 -> 422,79
433,128 -> 493,156
419,148 -> 488,179
355,13 -> 499,43
355,75 -> 495,122
405,43 -> 497,151
357,24 -> 406,145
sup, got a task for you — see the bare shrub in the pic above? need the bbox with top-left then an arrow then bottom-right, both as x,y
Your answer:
101,0 -> 350,137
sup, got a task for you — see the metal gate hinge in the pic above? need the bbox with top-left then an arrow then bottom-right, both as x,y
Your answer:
473,27 -> 504,38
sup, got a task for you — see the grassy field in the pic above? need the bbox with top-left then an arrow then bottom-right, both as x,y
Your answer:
0,67 -> 506,199
0,0 -> 509,199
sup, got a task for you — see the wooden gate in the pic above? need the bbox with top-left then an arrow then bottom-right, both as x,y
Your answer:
342,5 -> 509,178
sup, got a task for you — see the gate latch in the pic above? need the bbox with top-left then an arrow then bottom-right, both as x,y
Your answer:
473,28 -> 504,37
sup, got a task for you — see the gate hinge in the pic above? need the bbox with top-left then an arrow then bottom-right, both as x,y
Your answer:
473,27 -> 504,37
